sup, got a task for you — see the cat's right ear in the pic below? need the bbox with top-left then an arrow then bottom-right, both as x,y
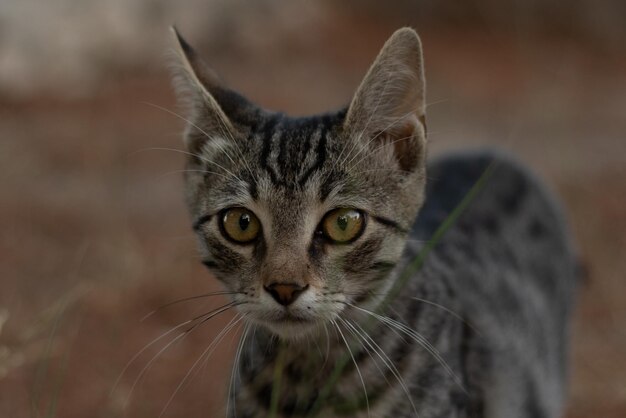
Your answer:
344,28 -> 426,173
169,27 -> 238,153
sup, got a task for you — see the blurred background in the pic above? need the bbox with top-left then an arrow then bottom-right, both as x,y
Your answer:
1,1 -> 625,417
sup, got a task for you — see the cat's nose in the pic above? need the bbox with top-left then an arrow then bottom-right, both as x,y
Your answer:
264,283 -> 308,306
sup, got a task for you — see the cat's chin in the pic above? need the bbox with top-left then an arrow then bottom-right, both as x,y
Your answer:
258,317 -> 325,341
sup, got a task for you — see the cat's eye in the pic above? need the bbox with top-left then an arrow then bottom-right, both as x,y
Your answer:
321,208 -> 365,244
219,207 -> 261,244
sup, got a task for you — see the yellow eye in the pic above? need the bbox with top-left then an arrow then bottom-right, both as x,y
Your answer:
322,208 -> 365,243
220,208 -> 261,244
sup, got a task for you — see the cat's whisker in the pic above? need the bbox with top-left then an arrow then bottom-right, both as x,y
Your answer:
403,239 -> 429,244
244,325 -> 259,382
333,109 -> 442,183
158,313 -> 246,418
408,298 -> 482,335
338,318 -> 390,385
198,315 -> 246,378
331,319 -> 371,418
123,329 -> 187,409
350,168 -> 411,176
344,302 -> 467,395
140,290 -> 244,322
123,301 -> 242,408
335,75 -> 394,171
204,95 -> 260,188
111,318 -> 194,398
351,320 -> 420,417
322,323 -> 331,369
342,108 -> 422,171
128,145 -> 203,161
227,320 -> 251,418
216,89 -> 260,186
344,290 -> 473,331
346,134 -> 417,174
141,101 -> 250,183
311,330 -> 324,358
345,133 -> 415,172
134,146 -> 245,184
154,168 -> 233,181
184,301 -> 245,335
342,318 -> 420,418
425,98 -> 450,109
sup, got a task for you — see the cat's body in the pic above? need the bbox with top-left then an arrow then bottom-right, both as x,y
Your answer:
232,152 -> 576,418
170,27 -> 577,418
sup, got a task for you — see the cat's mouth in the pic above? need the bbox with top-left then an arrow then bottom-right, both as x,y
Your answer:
274,311 -> 311,324
257,310 -> 324,339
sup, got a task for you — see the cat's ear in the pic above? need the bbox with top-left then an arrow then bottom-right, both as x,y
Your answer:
344,27 -> 426,172
170,27 -> 246,153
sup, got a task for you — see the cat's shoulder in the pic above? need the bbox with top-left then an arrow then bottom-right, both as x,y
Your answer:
415,149 -> 570,241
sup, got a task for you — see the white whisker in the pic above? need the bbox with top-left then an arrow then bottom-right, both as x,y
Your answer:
336,75 -> 394,170
346,134 -> 415,172
227,320 -> 250,418
154,168 -> 233,181
408,299 -> 481,335
338,317 -> 394,388
345,318 -> 420,418
142,101 -> 250,183
345,302 -> 467,394
158,314 -> 246,418
111,319 -> 193,398
124,331 -> 186,409
332,319 -> 370,418
343,109 -> 421,171
122,301 -> 241,409
134,146 -> 245,184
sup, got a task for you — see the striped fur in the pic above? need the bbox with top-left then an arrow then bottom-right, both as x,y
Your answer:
171,27 -> 577,417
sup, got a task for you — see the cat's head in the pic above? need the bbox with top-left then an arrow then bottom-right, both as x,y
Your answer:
171,27 -> 427,339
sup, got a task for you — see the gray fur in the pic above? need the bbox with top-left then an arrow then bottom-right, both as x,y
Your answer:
170,27 -> 577,418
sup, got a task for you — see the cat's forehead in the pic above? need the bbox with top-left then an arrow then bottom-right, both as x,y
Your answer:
202,107 -> 383,223
243,111 -> 347,193
248,111 -> 346,151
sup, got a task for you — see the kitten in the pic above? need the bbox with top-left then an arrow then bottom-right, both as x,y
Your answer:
170,27 -> 578,418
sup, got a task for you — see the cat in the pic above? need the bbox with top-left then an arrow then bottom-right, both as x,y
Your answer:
170,26 -> 578,418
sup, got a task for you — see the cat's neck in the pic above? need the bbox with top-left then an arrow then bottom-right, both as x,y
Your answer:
234,262 -> 458,416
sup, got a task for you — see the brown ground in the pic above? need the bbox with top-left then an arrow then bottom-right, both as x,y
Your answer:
1,10 -> 625,418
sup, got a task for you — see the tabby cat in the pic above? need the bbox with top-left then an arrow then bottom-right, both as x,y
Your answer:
170,27 -> 578,418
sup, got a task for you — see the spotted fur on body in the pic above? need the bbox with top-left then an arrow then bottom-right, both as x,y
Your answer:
170,27 -> 578,418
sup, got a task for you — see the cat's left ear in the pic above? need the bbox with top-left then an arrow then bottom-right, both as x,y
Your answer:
344,27 -> 426,172
170,27 -> 253,153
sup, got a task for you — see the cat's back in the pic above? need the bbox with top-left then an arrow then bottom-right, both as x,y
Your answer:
412,150 -> 578,418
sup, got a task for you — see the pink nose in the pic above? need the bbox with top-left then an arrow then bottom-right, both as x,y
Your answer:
264,283 -> 308,306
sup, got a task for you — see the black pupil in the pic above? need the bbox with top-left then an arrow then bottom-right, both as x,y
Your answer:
337,215 -> 349,231
239,213 -> 251,231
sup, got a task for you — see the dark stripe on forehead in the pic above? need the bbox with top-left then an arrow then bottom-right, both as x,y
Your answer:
254,112 -> 344,190
319,175 -> 340,202
298,122 -> 328,187
277,125 -> 289,176
259,116 -> 281,184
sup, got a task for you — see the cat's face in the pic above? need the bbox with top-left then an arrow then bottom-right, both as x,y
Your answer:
172,27 -> 427,339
